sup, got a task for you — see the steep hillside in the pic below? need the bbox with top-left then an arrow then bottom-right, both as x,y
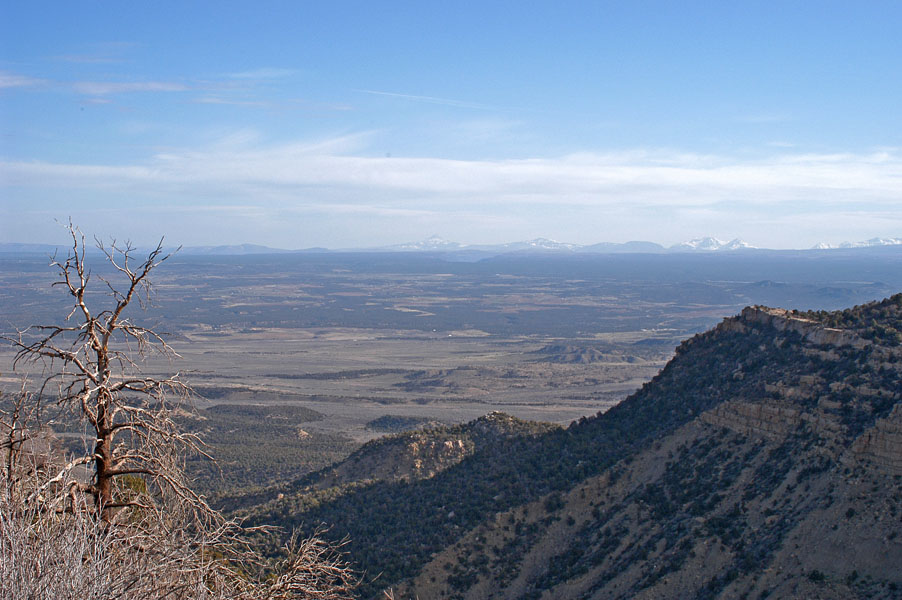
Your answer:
399,296 -> 902,599
243,294 -> 902,598
305,412 -> 560,491
218,412 -> 554,512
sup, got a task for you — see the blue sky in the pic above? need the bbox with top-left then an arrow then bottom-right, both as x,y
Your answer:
1,1 -> 900,249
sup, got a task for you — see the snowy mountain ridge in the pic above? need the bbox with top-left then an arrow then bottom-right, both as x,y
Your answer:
812,237 -> 902,250
7,236 -> 901,256
668,237 -> 756,252
378,236 -> 754,254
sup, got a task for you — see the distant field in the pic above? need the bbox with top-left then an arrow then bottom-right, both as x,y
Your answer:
2,248 -> 900,494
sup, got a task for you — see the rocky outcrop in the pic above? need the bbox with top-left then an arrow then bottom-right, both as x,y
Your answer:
720,305 -> 868,348
700,398 -> 852,448
392,298 -> 902,599
305,411 -> 558,490
850,403 -> 902,475
309,430 -> 474,489
707,306 -> 901,473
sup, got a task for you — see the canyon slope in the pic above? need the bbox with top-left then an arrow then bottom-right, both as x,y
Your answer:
243,294 -> 902,599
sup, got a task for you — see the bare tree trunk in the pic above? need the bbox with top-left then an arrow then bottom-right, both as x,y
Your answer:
96,395 -> 114,522
2,221 -> 360,598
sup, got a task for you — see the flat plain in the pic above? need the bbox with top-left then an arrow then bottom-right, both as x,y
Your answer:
3,248 -> 901,492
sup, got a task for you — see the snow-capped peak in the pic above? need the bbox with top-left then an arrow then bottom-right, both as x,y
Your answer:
390,235 -> 463,251
670,237 -> 754,252
671,237 -> 725,251
840,237 -> 902,248
719,238 -> 756,251
521,238 -> 580,251
812,237 -> 902,250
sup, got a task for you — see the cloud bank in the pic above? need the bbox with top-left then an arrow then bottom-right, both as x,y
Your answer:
2,136 -> 900,248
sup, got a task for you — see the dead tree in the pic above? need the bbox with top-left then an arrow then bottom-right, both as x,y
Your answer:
2,222 -> 359,598
0,381 -> 46,490
3,222 -> 205,522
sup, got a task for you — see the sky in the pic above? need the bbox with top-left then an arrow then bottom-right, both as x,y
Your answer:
1,1 -> 900,250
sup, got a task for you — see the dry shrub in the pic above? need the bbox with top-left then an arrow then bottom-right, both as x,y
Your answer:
1,223 -> 359,599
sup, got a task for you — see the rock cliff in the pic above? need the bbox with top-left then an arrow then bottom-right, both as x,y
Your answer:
397,296 -> 902,599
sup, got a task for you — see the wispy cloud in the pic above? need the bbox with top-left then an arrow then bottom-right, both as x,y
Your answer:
191,96 -> 353,112
4,137 -> 900,201
0,72 -> 45,89
3,137 -> 900,248
358,89 -> 496,110
72,81 -> 190,95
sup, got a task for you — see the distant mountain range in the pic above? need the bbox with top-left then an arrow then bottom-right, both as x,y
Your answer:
382,236 -> 584,253
811,237 -> 902,250
669,237 -> 756,251
378,235 -> 753,254
368,235 -> 902,255
2,236 -> 900,257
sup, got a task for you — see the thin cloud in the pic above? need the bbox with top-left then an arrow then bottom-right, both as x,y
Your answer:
0,72 -> 45,89
4,141 -> 900,203
192,96 -> 354,112
358,89 -> 496,110
304,202 -> 442,218
72,81 -> 190,95
3,139 -> 901,249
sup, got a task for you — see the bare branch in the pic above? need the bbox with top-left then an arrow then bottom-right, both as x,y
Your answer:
2,221 -> 359,599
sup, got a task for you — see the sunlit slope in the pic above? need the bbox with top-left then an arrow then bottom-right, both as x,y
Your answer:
402,295 -> 902,599
243,294 -> 902,598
